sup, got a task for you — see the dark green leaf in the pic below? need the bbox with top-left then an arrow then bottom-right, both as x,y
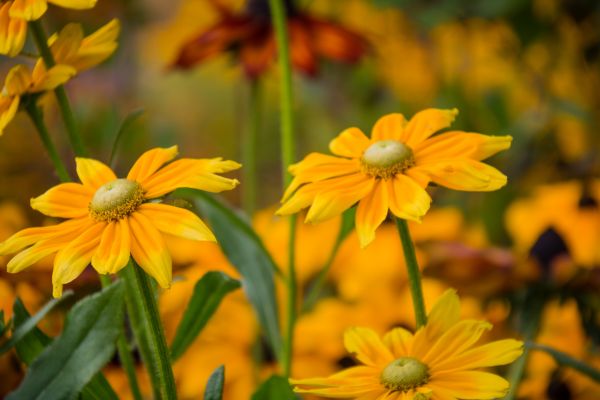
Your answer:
109,108 -> 145,167
251,375 -> 295,400
528,342 -> 600,382
179,189 -> 283,362
0,310 -> 6,337
8,281 -> 125,400
171,271 -> 240,360
204,365 -> 225,400
0,291 -> 73,355
80,373 -> 119,400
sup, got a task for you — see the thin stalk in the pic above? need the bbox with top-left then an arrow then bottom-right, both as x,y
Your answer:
29,19 -> 87,157
121,261 -> 177,400
242,80 -> 261,216
269,0 -> 297,378
24,101 -> 71,182
99,275 -> 143,400
394,218 -> 427,328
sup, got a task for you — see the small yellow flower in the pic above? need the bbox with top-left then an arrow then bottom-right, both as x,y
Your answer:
48,19 -> 120,72
277,109 -> 512,247
0,146 -> 240,298
291,289 -> 524,399
0,62 -> 75,135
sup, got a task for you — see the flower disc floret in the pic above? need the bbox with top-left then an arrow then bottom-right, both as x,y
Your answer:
360,139 -> 414,179
89,178 -> 144,222
380,357 -> 429,392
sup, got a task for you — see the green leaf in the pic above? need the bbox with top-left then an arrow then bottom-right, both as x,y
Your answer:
204,365 -> 225,400
179,189 -> 283,362
109,108 -> 145,167
0,310 -> 6,337
251,375 -> 295,400
528,342 -> 600,382
7,281 -> 125,400
0,291 -> 73,355
80,373 -> 119,400
171,271 -> 241,360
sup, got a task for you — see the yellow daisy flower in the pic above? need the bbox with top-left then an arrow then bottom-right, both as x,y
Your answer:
291,289 -> 524,400
0,146 -> 240,298
277,109 -> 512,247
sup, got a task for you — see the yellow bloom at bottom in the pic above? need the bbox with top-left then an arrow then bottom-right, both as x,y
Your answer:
0,146 -> 240,297
291,290 -> 523,400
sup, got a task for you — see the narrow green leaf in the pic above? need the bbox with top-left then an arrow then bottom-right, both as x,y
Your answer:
528,342 -> 600,382
179,189 -> 283,362
80,373 -> 119,400
0,290 -> 73,355
8,281 -> 125,400
0,310 -> 6,337
171,271 -> 241,360
204,365 -> 225,400
251,375 -> 295,400
109,108 -> 145,167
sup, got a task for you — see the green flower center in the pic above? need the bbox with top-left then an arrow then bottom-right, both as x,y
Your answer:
89,179 -> 145,222
380,357 -> 429,392
360,140 -> 414,179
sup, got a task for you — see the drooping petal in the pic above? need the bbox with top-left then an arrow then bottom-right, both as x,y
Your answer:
128,211 -> 172,288
75,157 -> 117,190
30,182 -> 92,218
126,146 -> 178,183
4,64 -> 32,96
91,218 -> 131,274
344,327 -> 394,367
0,3 -> 27,57
137,203 -> 216,242
413,132 -> 512,163
404,108 -> 458,148
9,0 -> 47,21
30,61 -> 76,92
355,179 -> 389,248
382,327 -> 414,357
239,35 -> 276,78
289,18 -> 317,76
329,127 -> 371,158
0,95 -> 20,135
48,0 -> 97,10
309,16 -> 367,64
48,23 -> 83,64
386,174 -> 431,221
371,113 -> 407,142
411,159 -> 507,192
66,18 -> 120,71
429,371 -> 509,399
433,339 -> 523,373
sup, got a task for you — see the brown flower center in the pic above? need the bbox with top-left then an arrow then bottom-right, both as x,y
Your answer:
89,179 -> 144,222
360,140 -> 414,179
380,356 -> 429,392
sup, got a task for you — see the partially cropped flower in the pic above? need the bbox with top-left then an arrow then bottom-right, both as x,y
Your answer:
277,109 -> 512,247
292,289 -> 523,399
171,0 -> 367,78
0,0 -> 97,56
48,19 -> 120,72
0,146 -> 240,297
0,62 -> 75,135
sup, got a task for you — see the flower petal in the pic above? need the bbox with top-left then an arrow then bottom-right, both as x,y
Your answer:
128,212 -> 172,288
412,159 -> 507,192
91,219 -> 130,274
404,108 -> 458,148
9,0 -> 47,21
75,157 -> 117,190
0,95 -> 20,135
387,175 -> 431,221
0,3 -> 27,57
5,64 -> 32,96
434,339 -> 523,373
371,113 -> 407,142
355,179 -> 388,248
344,326 -> 394,367
382,327 -> 414,357
329,127 -> 371,158
47,0 -> 97,10
126,146 -> 178,183
137,203 -> 216,242
414,132 -> 512,163
30,182 -> 92,218
429,371 -> 509,399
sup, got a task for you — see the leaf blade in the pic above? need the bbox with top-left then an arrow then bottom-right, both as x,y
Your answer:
204,365 -> 225,400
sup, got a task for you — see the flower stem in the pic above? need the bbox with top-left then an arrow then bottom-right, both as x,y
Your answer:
269,0 -> 297,378
394,218 -> 427,328
29,19 -> 87,157
99,275 -> 143,400
121,260 -> 176,400
242,80 -> 261,217
24,101 -> 71,182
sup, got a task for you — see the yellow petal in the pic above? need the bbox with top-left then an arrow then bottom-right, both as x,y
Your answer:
30,61 -> 76,92
371,113 -> 407,142
355,179 -> 389,248
414,132 -> 512,163
127,146 -> 178,182
48,0 -> 97,10
387,175 -> 431,221
75,157 -> 117,190
404,108 -> 458,148
382,327 -> 413,357
329,127 -> 371,158
276,181 -> 326,216
0,95 -> 20,136
30,182 -> 92,218
5,64 -> 32,96
434,339 -> 523,373
9,0 -> 47,21
0,4 -> 27,56
412,160 -> 507,192
91,219 -> 130,274
128,212 -> 172,288
137,203 -> 216,242
343,326 -> 394,367
52,222 -> 104,298
72,18 -> 120,71
429,371 -> 509,399
48,22 -> 83,64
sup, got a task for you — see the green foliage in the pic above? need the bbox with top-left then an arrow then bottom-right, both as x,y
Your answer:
171,271 -> 240,361
251,375 -> 296,400
528,342 -> 600,382
204,365 -> 225,400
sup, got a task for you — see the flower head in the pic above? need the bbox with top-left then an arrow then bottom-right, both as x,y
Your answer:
277,109 -> 512,247
0,146 -> 240,297
291,289 -> 524,399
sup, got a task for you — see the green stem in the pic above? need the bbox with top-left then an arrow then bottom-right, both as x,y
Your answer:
29,19 -> 87,157
269,0 -> 297,378
121,261 -> 177,400
100,275 -> 143,400
394,218 -> 427,328
24,101 -> 71,182
242,80 -> 261,216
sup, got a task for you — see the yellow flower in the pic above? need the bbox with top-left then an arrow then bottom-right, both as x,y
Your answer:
0,0 -> 97,56
0,146 -> 240,297
291,289 -> 523,400
0,62 -> 75,135
277,109 -> 512,247
48,19 -> 120,72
